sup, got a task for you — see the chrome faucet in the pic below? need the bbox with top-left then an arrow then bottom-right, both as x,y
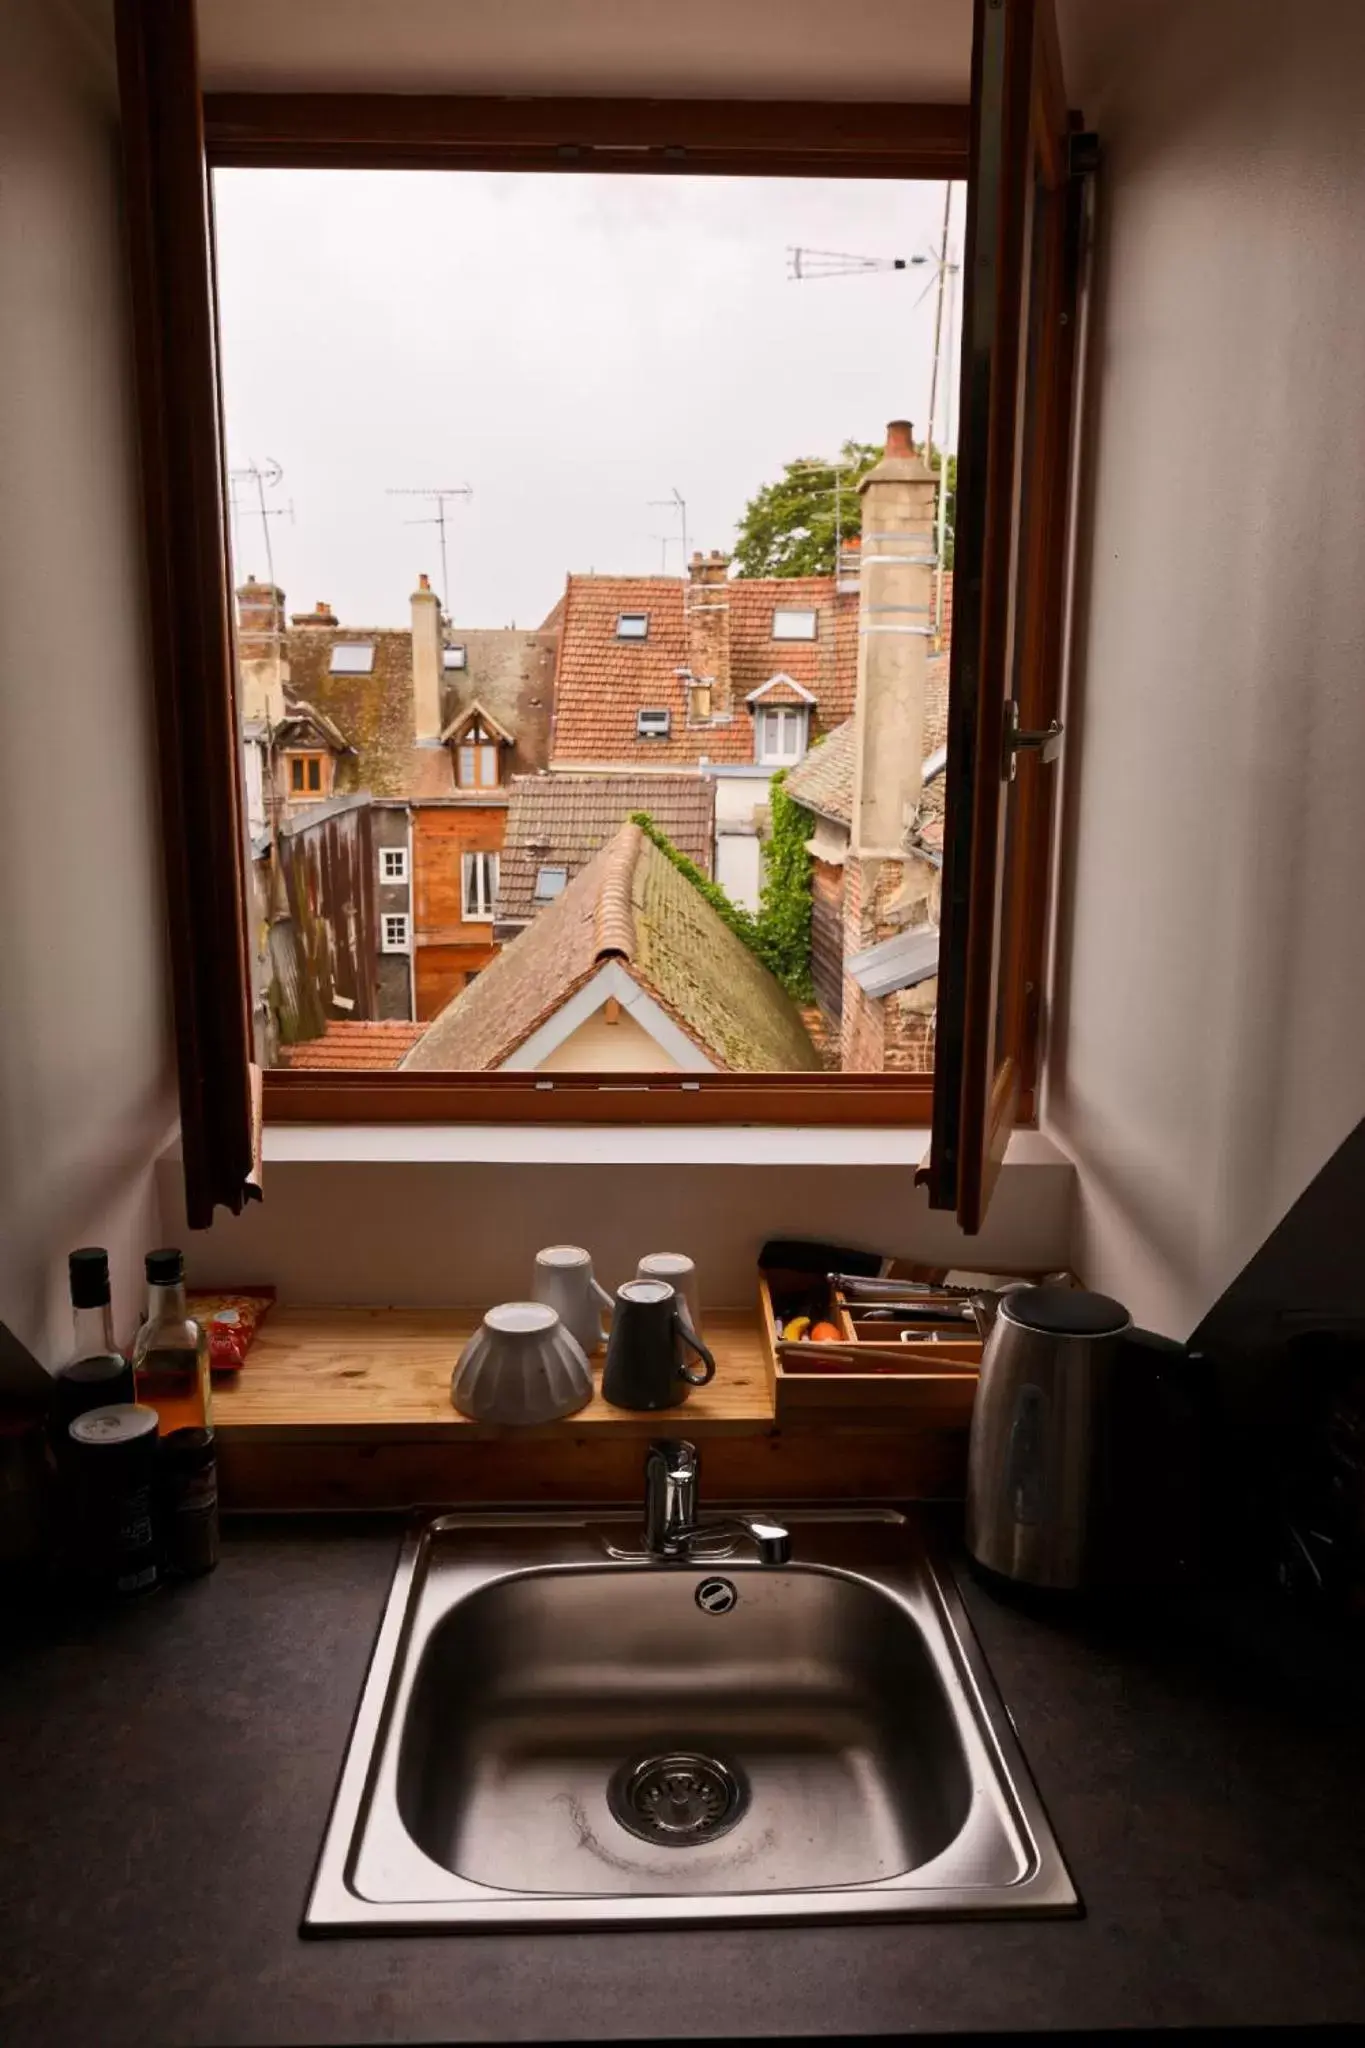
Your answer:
642,1440 -> 791,1564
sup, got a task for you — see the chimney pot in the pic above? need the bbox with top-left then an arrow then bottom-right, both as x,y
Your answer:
884,420 -> 915,460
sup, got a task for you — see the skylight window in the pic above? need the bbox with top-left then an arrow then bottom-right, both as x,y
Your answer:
533,865 -> 568,902
329,642 -> 375,674
772,609 -> 818,641
637,708 -> 671,740
443,646 -> 467,670
616,613 -> 649,641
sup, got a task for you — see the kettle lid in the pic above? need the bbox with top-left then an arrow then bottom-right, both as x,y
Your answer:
1002,1285 -> 1130,1337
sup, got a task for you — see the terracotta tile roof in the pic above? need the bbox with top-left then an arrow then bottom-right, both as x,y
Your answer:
549,573 -> 857,768
405,823 -> 819,1074
497,772 -> 715,925
784,655 -> 950,831
277,1020 -> 425,1069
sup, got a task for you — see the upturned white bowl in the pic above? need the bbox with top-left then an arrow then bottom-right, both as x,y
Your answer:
451,1302 -> 594,1425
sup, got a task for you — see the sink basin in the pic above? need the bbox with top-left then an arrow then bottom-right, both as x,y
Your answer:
306,1511 -> 1077,1930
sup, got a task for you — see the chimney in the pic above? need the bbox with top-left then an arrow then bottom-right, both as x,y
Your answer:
290,600 -> 337,627
235,576 -> 285,655
410,572 -> 443,743
850,421 -> 936,857
686,548 -> 731,713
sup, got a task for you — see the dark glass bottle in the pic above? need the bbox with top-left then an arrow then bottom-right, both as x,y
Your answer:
53,1248 -> 135,1438
132,1250 -> 212,1434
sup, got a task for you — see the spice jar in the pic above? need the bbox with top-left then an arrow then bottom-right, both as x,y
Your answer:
66,1403 -> 160,1597
158,1426 -> 219,1577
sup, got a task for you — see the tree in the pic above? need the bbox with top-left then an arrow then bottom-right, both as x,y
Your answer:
732,438 -> 956,578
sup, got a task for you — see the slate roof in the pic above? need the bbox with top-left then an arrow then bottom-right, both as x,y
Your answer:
498,773 -> 716,926
549,573 -> 858,768
404,823 -> 820,1074
276,1020 -> 426,1069
784,653 -> 950,834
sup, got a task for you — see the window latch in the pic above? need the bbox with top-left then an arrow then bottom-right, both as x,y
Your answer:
1004,702 -> 1064,779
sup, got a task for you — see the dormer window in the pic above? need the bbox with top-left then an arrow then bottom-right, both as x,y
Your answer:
756,705 -> 809,766
456,720 -> 500,789
286,752 -> 327,798
616,613 -> 649,641
772,608 -> 817,641
328,642 -> 375,674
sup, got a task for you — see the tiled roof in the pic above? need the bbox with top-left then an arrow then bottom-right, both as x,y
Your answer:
405,823 -> 819,1074
550,573 -> 858,768
498,773 -> 715,925
277,1020 -> 425,1069
784,655 -> 950,831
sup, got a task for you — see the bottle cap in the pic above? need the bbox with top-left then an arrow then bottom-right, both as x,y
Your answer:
69,1247 -> 111,1309
69,1403 -> 159,1449
145,1247 -> 184,1287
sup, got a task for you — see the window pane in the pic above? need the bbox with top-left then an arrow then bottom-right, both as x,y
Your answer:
289,757 -> 304,791
329,643 -> 375,674
457,744 -> 475,785
616,613 -> 649,640
772,609 -> 817,641
306,757 -> 322,790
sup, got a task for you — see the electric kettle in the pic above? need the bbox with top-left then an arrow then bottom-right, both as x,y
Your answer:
966,1285 -> 1200,1590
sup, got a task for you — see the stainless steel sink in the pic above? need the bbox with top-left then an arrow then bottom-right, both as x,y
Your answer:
305,1510 -> 1077,1930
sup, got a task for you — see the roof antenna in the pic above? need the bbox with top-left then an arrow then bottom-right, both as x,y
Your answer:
386,484 -> 473,625
648,486 -> 689,576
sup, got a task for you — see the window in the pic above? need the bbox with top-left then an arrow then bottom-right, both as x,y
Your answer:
379,846 -> 408,885
328,643 -> 375,674
380,913 -> 410,953
772,608 -> 818,641
288,753 -> 324,796
456,722 -> 500,788
616,613 -> 649,641
636,708 -> 671,740
756,706 -> 808,767
443,646 -> 467,670
533,864 -> 568,901
461,850 -> 499,920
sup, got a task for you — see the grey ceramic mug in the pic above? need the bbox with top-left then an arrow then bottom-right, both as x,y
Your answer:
601,1279 -> 716,1411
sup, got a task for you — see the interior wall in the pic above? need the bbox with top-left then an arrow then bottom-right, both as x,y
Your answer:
0,0 -> 177,1362
1047,0 -> 1365,1338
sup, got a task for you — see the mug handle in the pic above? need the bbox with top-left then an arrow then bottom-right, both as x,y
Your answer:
676,1306 -> 716,1387
590,1275 -> 615,1319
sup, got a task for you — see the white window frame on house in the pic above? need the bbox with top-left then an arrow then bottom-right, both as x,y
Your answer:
616,613 -> 650,641
756,704 -> 810,766
328,642 -> 375,674
380,912 -> 410,954
462,849 -> 499,921
443,645 -> 467,670
772,608 -> 818,642
637,708 -> 671,740
379,846 -> 408,885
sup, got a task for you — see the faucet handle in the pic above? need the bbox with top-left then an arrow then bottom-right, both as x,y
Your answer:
740,1515 -> 791,1566
647,1437 -> 698,1477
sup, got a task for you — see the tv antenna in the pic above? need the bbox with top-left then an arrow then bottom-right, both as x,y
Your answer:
791,453 -> 862,583
228,457 -> 293,594
386,485 -> 473,619
648,487 -> 689,575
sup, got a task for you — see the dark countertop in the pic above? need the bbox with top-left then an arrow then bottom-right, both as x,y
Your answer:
2,1517 -> 1364,2046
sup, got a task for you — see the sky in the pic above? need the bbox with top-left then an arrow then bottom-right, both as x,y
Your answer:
213,169 -> 962,630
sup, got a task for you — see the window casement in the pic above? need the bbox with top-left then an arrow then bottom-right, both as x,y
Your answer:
123,3 -> 1079,1221
456,723 -> 500,789
287,752 -> 325,797
380,912 -> 410,953
461,849 -> 499,921
756,706 -> 808,767
379,846 -> 408,885
636,708 -> 671,741
771,608 -> 818,642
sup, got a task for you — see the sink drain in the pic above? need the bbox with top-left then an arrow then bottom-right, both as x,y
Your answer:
608,1752 -> 748,1847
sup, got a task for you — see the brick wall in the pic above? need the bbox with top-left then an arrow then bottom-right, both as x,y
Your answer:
838,852 -> 940,1074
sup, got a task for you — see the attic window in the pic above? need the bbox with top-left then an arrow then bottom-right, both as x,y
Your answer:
443,646 -> 467,670
287,752 -> 325,796
533,864 -> 568,902
616,613 -> 649,641
772,609 -> 818,642
329,643 -> 375,674
636,708 -> 671,740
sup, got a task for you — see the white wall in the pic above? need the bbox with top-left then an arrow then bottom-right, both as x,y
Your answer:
1046,0 -> 1365,1338
0,0 -> 177,1361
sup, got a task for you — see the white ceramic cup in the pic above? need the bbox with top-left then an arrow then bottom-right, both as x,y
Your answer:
451,1302 -> 593,1425
533,1245 -> 614,1357
635,1252 -> 702,1344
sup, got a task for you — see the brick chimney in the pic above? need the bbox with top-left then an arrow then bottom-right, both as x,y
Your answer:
235,576 -> 285,656
290,600 -> 337,627
235,576 -> 288,725
410,572 -> 443,743
850,421 -> 935,857
686,549 -> 732,713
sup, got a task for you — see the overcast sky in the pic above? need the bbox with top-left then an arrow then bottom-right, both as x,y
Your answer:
213,170 -> 962,629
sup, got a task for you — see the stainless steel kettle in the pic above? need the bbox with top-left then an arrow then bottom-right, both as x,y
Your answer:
966,1285 -> 1193,1590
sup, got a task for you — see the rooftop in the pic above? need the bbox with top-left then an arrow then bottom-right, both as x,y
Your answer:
276,1019 -> 426,1069
784,652 -> 950,841
497,772 -> 716,926
404,821 -> 820,1074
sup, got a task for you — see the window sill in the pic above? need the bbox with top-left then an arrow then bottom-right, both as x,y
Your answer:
249,1122 -> 1067,1169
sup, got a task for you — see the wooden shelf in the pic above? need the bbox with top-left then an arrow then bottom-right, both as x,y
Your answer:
213,1305 -> 775,1441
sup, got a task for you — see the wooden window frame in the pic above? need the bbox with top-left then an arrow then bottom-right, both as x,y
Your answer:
287,750 -> 326,797
120,37 -> 1072,1157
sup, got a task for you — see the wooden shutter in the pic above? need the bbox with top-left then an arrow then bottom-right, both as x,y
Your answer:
116,0 -> 260,1227
926,0 -> 1085,1231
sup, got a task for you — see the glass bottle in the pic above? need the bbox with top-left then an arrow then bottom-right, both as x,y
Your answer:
132,1249 -> 212,1434
54,1248 -> 135,1437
